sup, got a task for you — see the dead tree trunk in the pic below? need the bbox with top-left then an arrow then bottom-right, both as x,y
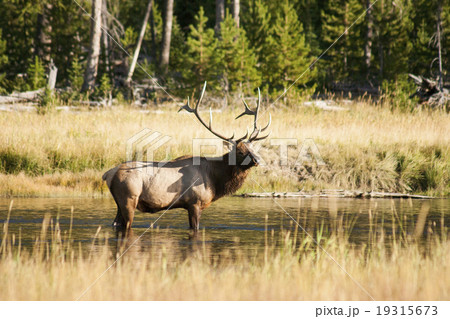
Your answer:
47,59 -> 58,90
233,0 -> 240,28
82,0 -> 102,92
160,0 -> 173,74
126,0 -> 154,86
101,0 -> 111,76
409,74 -> 449,108
215,0 -> 225,34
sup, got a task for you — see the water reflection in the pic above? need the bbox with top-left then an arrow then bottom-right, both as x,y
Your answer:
0,196 -> 448,258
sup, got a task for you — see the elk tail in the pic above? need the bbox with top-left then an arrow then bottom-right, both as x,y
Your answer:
102,167 -> 119,188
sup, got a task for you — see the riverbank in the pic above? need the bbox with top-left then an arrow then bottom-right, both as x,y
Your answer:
0,101 -> 449,197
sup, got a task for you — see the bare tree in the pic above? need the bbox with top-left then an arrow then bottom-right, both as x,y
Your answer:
160,0 -> 173,74
82,0 -> 102,92
233,0 -> 240,28
126,0 -> 154,86
215,0 -> 225,33
101,0 -> 111,76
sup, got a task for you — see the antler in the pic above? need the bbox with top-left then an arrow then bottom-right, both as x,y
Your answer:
178,82 -> 235,142
236,88 -> 271,142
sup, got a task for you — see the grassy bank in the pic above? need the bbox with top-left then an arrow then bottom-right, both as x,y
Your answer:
0,102 -> 449,197
0,205 -> 448,300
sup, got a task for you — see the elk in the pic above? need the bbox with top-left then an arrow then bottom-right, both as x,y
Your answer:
102,82 -> 271,231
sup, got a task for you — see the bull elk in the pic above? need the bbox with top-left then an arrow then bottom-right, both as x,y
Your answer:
102,82 -> 271,230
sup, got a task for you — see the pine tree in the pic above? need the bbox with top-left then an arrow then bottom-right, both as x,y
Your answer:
121,27 -> 138,55
26,56 -> 46,91
97,73 -> 112,99
320,0 -> 363,82
182,6 -> 221,90
242,0 -> 271,59
294,0 -> 321,57
169,17 -> 188,75
0,0 -> 444,94
68,56 -> 84,91
373,0 -> 413,82
0,1 -> 42,79
217,12 -> 260,94
49,0 -> 90,85
264,0 -> 315,97
0,29 -> 7,68
411,20 -> 435,76
0,28 -> 8,93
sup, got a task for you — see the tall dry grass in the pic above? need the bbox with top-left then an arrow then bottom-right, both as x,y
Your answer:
0,201 -> 448,300
0,102 -> 449,196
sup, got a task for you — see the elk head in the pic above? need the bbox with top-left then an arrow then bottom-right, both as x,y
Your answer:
178,82 -> 271,167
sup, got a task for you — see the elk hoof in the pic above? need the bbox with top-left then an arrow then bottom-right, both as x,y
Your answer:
112,221 -> 124,228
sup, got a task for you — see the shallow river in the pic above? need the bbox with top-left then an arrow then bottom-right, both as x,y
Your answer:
0,197 -> 448,256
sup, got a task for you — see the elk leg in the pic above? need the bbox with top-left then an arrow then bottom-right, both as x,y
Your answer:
112,208 -> 125,227
118,195 -> 138,228
187,205 -> 202,231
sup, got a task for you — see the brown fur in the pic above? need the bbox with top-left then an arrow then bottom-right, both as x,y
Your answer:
103,142 -> 259,230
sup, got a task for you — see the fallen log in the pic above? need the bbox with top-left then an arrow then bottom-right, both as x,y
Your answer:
0,104 -> 37,112
237,190 -> 435,199
0,89 -> 43,104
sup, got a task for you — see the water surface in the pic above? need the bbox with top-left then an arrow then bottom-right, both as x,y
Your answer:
0,197 -> 448,257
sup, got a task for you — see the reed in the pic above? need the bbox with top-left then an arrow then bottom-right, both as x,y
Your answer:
0,201 -> 448,300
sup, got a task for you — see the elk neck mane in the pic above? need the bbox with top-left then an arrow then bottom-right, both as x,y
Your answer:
207,152 -> 252,200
